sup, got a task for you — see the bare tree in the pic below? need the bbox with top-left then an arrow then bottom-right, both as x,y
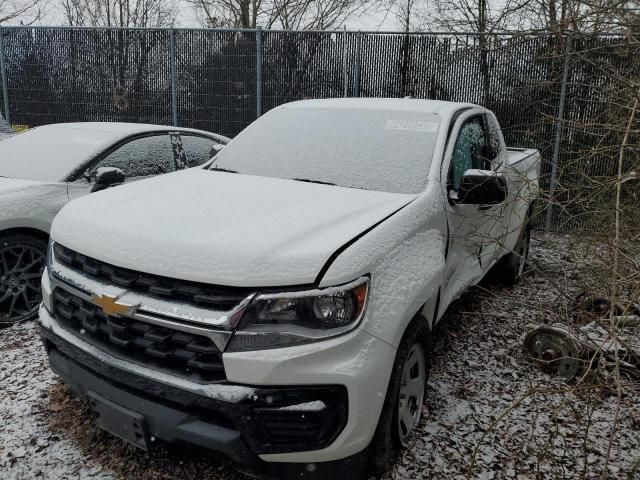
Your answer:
60,0 -> 176,27
427,0 -> 532,33
517,0 -> 640,33
386,0 -> 423,31
56,0 -> 177,126
0,0 -> 42,24
187,0 -> 369,29
396,0 -> 638,34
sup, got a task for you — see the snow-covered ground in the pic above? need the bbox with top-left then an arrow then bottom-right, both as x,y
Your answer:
1,233 -> 638,479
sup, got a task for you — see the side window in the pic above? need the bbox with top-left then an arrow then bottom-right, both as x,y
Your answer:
181,135 -> 226,167
449,117 -> 486,191
93,135 -> 174,178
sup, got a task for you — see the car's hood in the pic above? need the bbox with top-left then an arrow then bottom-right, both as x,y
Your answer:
52,168 -> 416,287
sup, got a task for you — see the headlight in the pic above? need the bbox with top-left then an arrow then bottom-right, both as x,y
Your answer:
41,241 -> 55,313
46,240 -> 54,270
226,277 -> 369,352
41,267 -> 53,313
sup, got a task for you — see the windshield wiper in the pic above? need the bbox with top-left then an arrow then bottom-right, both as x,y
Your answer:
210,167 -> 238,174
292,178 -> 336,186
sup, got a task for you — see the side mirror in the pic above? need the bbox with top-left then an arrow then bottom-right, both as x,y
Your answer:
451,169 -> 507,205
91,167 -> 125,193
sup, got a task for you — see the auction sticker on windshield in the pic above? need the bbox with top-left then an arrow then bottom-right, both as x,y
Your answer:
384,120 -> 439,132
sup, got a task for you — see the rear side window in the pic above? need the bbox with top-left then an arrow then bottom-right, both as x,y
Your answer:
181,135 -> 225,166
93,134 -> 174,178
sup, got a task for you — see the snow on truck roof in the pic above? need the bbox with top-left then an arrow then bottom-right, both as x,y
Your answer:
279,98 -> 478,117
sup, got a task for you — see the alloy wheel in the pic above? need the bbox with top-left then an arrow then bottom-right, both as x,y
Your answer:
0,244 -> 46,323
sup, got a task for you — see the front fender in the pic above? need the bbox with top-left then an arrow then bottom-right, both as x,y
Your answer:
319,195 -> 447,348
0,184 -> 68,235
0,216 -> 52,235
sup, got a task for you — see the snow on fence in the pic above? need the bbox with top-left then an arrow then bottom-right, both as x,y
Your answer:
0,27 -> 637,232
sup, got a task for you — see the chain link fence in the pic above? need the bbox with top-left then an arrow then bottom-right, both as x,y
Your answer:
0,26 -> 637,231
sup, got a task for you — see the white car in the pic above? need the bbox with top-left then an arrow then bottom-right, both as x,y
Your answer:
39,99 -> 540,479
0,123 -> 228,324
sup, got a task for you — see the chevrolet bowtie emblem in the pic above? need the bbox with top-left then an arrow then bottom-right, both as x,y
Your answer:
91,294 -> 138,317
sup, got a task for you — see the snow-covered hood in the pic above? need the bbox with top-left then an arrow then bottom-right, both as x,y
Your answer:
51,168 -> 416,287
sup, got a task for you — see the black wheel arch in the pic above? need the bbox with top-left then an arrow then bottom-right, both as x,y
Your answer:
0,227 -> 50,244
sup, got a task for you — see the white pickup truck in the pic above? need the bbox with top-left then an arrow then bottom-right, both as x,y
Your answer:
39,99 -> 540,479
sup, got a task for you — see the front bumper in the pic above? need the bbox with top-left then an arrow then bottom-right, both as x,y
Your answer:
41,327 -> 257,464
39,305 -> 397,464
40,321 -> 347,458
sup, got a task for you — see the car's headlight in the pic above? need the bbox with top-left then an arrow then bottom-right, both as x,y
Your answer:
46,240 -> 54,270
226,277 -> 369,352
41,241 -> 55,313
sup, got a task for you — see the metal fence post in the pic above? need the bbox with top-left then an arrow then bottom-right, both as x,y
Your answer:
545,33 -> 572,231
0,27 -> 10,126
353,31 -> 362,98
343,26 -> 348,98
169,29 -> 178,127
256,26 -> 263,118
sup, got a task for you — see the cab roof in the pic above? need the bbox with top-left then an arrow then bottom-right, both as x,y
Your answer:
38,122 -> 228,142
280,98 -> 478,118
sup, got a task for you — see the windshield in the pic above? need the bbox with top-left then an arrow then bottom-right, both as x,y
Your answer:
211,106 -> 441,194
0,125 -> 116,181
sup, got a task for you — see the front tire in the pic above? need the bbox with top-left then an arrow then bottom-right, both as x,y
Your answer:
0,234 -> 48,325
369,316 -> 430,474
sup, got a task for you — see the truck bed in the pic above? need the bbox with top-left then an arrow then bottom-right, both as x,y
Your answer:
507,147 -> 539,166
505,147 -> 541,205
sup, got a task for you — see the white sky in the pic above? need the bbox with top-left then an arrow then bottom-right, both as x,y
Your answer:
20,0 -> 401,30
171,4 -> 400,30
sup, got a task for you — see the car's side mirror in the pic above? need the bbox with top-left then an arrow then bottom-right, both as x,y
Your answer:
91,167 -> 125,193
450,169 -> 507,205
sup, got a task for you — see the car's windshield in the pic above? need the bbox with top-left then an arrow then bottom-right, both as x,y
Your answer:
0,125 -> 116,181
211,106 -> 441,194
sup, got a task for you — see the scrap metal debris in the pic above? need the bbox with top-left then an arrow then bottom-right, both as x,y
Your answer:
523,325 -> 583,379
523,294 -> 640,381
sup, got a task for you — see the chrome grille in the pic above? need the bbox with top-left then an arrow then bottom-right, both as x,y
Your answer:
52,288 -> 226,383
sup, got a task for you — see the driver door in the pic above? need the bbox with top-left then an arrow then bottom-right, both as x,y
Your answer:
67,133 -> 178,202
440,110 -> 501,308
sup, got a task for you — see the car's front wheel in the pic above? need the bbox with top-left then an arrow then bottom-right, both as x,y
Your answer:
0,234 -> 47,325
369,316 -> 430,474
397,342 -> 427,445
